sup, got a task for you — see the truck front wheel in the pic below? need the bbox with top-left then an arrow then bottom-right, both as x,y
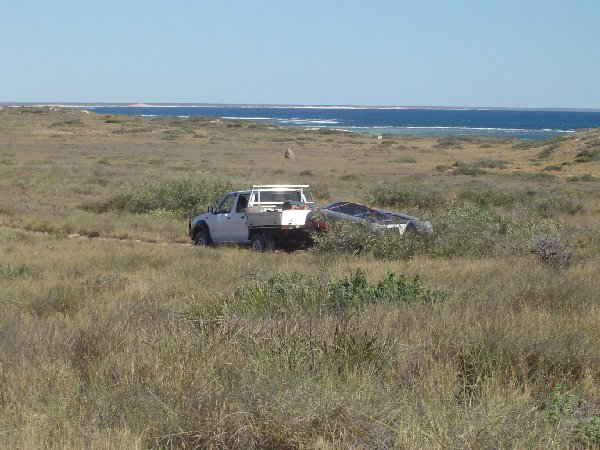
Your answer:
194,224 -> 212,246
250,232 -> 275,252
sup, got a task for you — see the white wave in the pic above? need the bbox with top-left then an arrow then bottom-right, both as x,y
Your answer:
221,116 -> 274,120
348,125 -> 573,133
278,119 -> 339,125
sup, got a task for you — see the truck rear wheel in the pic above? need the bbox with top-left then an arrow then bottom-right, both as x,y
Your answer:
250,232 -> 275,252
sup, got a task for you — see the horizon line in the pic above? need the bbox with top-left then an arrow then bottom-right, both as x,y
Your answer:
1,102 -> 600,112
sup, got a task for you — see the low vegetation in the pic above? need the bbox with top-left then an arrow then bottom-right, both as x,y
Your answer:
364,183 -> 445,210
81,179 -> 234,218
0,107 -> 599,448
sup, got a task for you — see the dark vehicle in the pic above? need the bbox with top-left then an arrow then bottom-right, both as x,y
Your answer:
306,201 -> 432,234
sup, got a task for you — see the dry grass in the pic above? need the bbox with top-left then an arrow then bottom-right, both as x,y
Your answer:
1,107 -> 600,448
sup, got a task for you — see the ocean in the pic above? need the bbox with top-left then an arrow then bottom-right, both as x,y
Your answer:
77,104 -> 600,141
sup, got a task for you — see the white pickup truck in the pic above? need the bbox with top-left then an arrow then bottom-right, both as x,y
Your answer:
188,185 -> 315,251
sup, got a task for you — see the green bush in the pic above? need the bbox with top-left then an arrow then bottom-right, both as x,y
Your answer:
434,136 -> 470,149
184,268 -> 446,324
430,200 -> 506,258
567,174 -> 597,182
393,156 -> 417,163
311,219 -> 431,261
543,165 -> 563,171
472,158 -> 508,169
81,179 -> 234,218
364,183 -> 444,210
450,161 -> 487,176
457,190 -> 527,209
575,147 -> 600,163
574,418 -> 600,444
536,193 -> 583,218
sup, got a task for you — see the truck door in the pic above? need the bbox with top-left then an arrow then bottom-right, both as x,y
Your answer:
210,193 -> 237,242
228,194 -> 249,242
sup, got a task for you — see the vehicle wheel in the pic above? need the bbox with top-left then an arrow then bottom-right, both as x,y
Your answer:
250,232 -> 275,252
251,233 -> 267,252
194,224 -> 211,246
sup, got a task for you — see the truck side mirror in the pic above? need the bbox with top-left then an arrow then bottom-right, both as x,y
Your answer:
207,205 -> 213,213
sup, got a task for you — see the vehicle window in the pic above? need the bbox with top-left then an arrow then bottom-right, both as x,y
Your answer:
260,191 -> 301,203
216,194 -> 235,214
236,194 -> 248,212
302,188 -> 314,204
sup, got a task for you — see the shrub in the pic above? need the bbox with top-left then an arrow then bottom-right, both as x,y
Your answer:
299,169 -> 313,176
430,200 -> 506,258
536,193 -> 583,218
472,158 -> 508,169
567,174 -> 597,182
310,183 -> 330,201
434,136 -> 468,149
184,269 -> 446,325
457,190 -> 527,209
364,183 -> 444,210
574,418 -> 600,445
513,141 -> 536,150
450,161 -> 487,176
543,165 -> 563,171
311,219 -> 432,261
0,264 -> 37,279
536,145 -> 558,159
513,171 -> 556,180
575,147 -> 600,163
529,234 -> 571,268
393,156 -> 417,163
81,179 -> 234,218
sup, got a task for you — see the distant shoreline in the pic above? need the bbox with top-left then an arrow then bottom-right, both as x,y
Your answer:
1,102 -> 599,113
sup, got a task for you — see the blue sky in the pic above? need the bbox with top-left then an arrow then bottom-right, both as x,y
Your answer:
1,0 -> 599,108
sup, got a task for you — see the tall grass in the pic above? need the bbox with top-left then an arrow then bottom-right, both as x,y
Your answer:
2,107 -> 600,448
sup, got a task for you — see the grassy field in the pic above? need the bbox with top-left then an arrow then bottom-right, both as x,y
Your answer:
1,106 -> 600,448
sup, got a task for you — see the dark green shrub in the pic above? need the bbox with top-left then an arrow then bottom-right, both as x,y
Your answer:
575,147 -> 600,163
567,174 -> 597,182
184,269 -> 446,325
430,201 -> 506,258
0,264 -> 37,279
81,179 -> 234,218
393,156 -> 417,163
536,145 -> 558,159
544,165 -> 563,171
513,141 -> 536,149
574,418 -> 600,445
472,158 -> 508,169
450,161 -> 487,176
536,193 -> 583,217
434,136 -> 468,149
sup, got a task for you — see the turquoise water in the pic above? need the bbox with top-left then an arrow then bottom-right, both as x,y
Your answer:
54,104 -> 600,140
